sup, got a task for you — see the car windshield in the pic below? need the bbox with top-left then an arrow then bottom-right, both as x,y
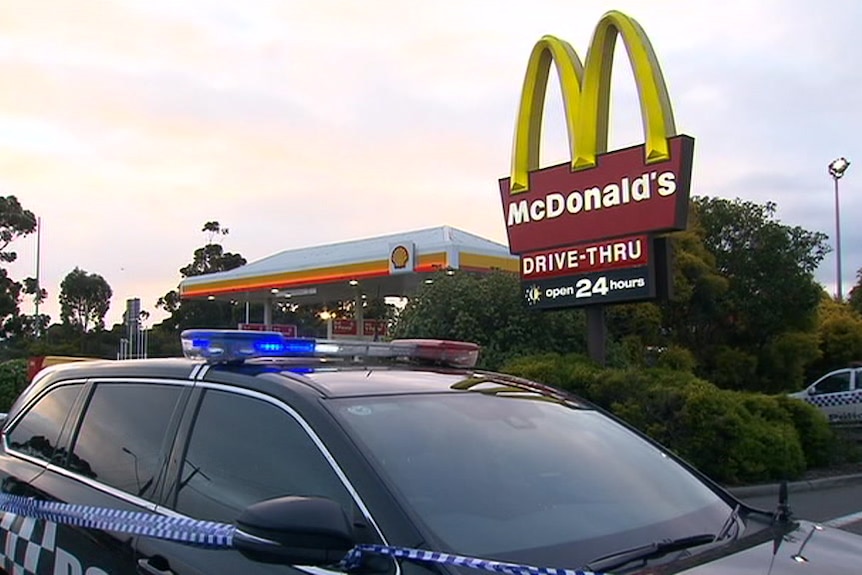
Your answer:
331,386 -> 734,569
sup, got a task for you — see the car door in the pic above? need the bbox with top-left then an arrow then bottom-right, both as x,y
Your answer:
852,368 -> 862,423
135,385 -> 391,575
2,378 -> 190,575
804,369 -> 856,424
0,380 -> 87,575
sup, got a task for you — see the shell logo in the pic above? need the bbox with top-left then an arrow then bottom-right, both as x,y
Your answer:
390,245 -> 410,269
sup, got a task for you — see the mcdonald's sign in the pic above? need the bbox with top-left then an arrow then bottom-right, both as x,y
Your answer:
499,11 -> 694,254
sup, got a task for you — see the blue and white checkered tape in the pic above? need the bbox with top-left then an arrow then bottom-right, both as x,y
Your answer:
0,492 -> 235,547
0,493 -> 608,575
342,544 -> 604,575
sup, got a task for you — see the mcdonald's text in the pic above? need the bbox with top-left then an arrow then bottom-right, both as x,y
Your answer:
507,170 -> 676,226
500,135 -> 693,254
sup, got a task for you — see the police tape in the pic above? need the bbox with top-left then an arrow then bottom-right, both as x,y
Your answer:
0,492 -> 235,548
341,544 -> 605,575
0,493 -> 608,575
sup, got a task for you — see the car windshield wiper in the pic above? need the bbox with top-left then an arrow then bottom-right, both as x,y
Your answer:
714,503 -> 742,542
584,533 -> 716,573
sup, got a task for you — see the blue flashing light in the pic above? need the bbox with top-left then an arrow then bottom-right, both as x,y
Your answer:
181,329 -> 317,363
180,329 -> 481,368
281,339 -> 317,355
256,340 -> 286,354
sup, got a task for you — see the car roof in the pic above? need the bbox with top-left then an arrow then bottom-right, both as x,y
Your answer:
11,358 -> 199,411
24,356 -> 567,407
33,357 -> 203,383
286,366 -> 492,397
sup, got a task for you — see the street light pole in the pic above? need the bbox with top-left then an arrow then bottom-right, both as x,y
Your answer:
833,175 -> 843,301
828,157 -> 850,301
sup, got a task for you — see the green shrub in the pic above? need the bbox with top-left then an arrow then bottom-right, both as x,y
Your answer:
656,346 -> 698,373
830,429 -> 862,465
501,352 -> 601,399
501,353 -> 578,389
671,389 -> 806,484
764,395 -> 834,469
0,359 -> 29,412
704,346 -> 759,390
759,331 -> 821,393
605,335 -> 648,368
502,352 -> 811,485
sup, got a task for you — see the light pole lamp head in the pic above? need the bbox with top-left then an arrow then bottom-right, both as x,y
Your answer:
829,157 -> 850,179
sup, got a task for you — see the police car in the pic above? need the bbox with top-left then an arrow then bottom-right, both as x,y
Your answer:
788,363 -> 862,425
1,329 -> 861,575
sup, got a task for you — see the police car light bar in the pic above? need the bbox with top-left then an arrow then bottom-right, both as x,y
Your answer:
180,329 -> 480,368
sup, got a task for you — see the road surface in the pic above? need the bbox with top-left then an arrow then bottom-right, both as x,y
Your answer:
739,481 -> 862,535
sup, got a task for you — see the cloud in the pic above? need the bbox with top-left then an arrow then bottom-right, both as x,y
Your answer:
2,0 -> 862,327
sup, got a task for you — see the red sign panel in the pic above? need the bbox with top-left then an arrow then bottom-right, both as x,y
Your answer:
332,319 -> 358,336
521,235 -> 649,280
362,319 -> 388,337
238,323 -> 298,337
499,135 -> 693,253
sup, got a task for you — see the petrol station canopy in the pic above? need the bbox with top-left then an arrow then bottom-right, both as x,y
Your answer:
178,225 -> 519,308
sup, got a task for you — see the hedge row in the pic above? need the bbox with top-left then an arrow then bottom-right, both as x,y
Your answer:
501,352 -> 840,486
0,359 -> 28,413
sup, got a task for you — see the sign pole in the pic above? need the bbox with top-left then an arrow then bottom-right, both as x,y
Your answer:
586,305 -> 607,366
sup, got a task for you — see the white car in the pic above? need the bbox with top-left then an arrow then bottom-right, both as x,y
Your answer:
789,363 -> 862,425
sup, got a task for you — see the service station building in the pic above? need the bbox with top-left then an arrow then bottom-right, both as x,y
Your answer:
178,226 -> 518,339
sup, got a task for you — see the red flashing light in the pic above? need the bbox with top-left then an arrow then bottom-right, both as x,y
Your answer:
391,339 -> 480,368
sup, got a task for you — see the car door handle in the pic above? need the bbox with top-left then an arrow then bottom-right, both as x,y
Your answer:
137,558 -> 175,575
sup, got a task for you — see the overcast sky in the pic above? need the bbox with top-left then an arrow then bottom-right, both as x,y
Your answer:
2,0 -> 861,327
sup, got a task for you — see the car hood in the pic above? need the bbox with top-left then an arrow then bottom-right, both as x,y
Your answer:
675,520 -> 862,574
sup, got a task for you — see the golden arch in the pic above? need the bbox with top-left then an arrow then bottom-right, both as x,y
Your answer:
509,10 -> 677,194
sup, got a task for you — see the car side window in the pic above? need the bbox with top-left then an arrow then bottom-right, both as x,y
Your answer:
173,389 -> 353,523
812,371 -> 852,395
68,383 -> 184,500
5,384 -> 83,464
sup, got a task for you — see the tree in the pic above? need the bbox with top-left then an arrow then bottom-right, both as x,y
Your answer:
598,205 -> 729,368
156,222 -> 247,332
59,268 -> 113,333
808,294 -> 862,379
21,277 -> 49,334
592,197 -> 829,392
0,196 -> 37,263
696,197 -> 828,344
659,204 -> 730,352
0,196 -> 38,341
849,267 -> 862,315
686,197 -> 829,392
392,270 -> 587,369
176,221 -> 245,278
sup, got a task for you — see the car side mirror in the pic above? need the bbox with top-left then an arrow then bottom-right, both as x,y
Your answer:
234,496 -> 356,566
807,388 -> 816,396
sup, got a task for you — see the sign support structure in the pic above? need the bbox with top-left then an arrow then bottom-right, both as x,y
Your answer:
586,306 -> 607,366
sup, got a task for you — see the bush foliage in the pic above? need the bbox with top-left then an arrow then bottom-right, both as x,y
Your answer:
501,353 -> 837,485
0,359 -> 29,412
